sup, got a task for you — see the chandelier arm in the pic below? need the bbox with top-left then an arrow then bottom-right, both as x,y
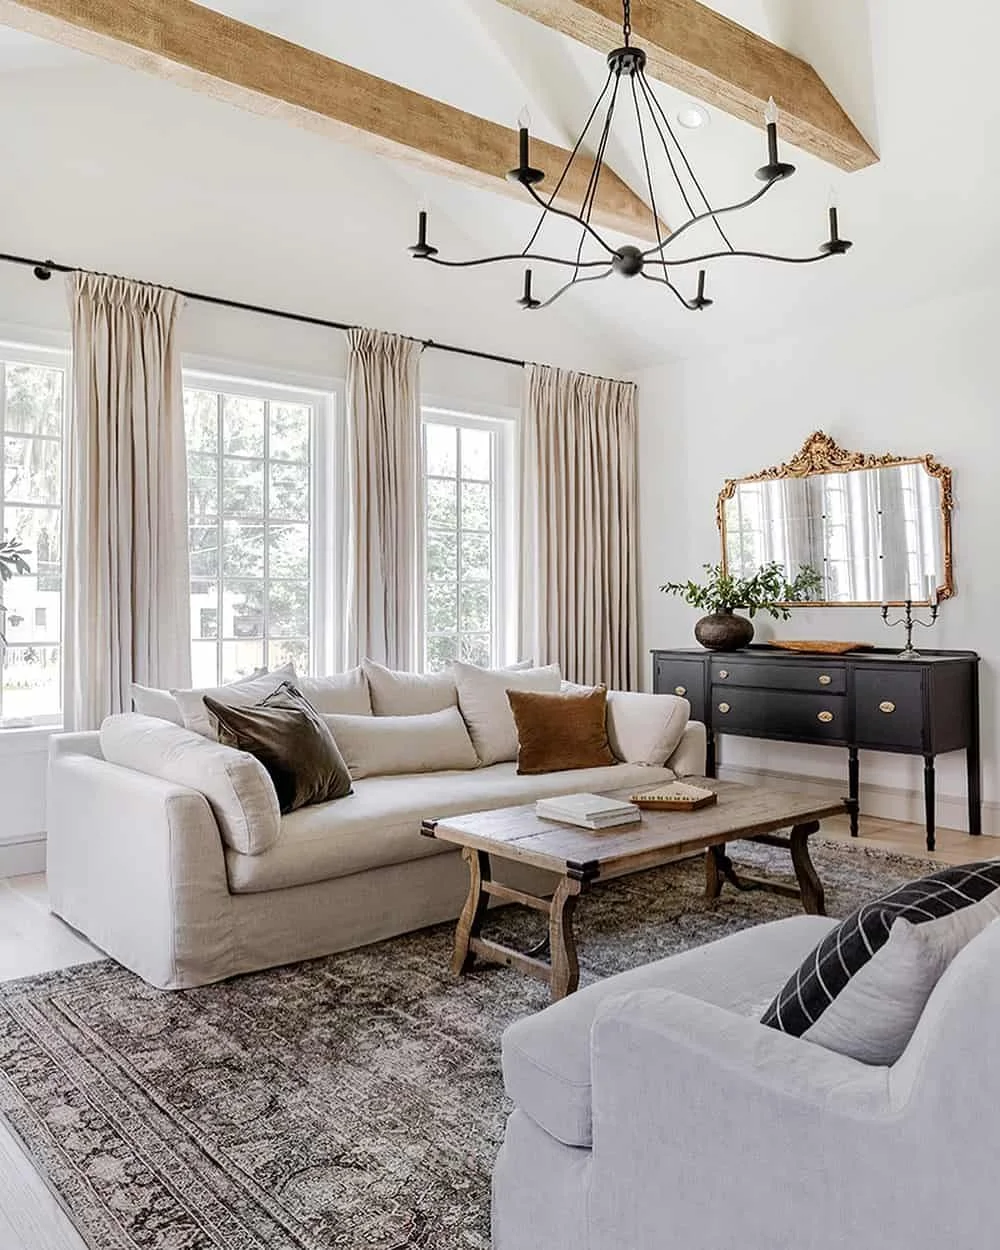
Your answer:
418,252 -> 612,270
636,69 -> 735,253
631,70 -> 700,225
520,70 -> 616,258
532,265 -> 615,310
640,177 -> 779,260
643,247 -> 837,268
570,68 -> 622,278
639,270 -> 702,312
522,181 -> 618,257
629,71 -> 668,260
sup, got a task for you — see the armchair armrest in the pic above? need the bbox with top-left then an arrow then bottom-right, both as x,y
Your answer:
587,988 -> 907,1250
47,750 -> 235,989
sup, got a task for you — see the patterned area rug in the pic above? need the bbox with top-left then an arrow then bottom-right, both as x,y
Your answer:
0,839 -> 935,1250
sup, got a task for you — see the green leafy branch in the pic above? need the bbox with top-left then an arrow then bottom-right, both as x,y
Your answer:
660,562 -> 823,621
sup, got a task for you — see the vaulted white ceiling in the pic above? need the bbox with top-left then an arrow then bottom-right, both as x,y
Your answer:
0,1 -> 994,373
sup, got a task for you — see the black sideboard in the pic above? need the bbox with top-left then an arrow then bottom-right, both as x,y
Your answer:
651,646 -> 981,852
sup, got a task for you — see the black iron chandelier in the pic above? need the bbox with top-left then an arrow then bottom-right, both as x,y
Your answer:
408,0 -> 852,312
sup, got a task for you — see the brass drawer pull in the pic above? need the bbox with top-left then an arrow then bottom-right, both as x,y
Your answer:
718,702 -> 731,714
674,685 -> 687,696
879,700 -> 896,714
817,711 -> 834,724
718,669 -> 729,679
818,674 -> 832,686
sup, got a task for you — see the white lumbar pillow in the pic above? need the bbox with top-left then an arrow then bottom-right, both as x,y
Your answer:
129,682 -> 184,725
297,667 -> 372,716
324,706 -> 479,779
606,690 -> 691,766
100,713 -> 281,856
453,661 -> 562,765
172,663 -> 296,738
362,658 -> 458,716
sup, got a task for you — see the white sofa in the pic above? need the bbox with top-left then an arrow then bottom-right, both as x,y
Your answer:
493,912 -> 1000,1250
46,677 -> 706,990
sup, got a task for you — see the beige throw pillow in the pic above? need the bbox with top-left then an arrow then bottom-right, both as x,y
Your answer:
129,682 -> 183,725
362,658 -> 458,716
100,713 -> 281,855
297,667 -> 372,715
453,661 -> 562,765
172,663 -> 296,738
606,691 -> 691,766
324,706 -> 478,779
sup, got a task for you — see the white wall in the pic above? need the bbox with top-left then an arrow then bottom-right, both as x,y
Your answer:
636,284 -> 1000,835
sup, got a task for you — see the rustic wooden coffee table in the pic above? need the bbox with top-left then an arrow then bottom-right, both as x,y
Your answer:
421,778 -> 845,1001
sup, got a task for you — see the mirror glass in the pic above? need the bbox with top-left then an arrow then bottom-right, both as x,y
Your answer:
721,459 -> 949,605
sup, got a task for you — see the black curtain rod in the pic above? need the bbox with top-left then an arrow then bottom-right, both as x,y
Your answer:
0,249 -> 530,371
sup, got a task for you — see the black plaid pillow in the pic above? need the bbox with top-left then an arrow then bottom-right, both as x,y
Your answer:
762,861 -> 1000,1063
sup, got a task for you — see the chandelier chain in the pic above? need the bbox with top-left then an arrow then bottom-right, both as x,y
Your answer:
622,0 -> 631,46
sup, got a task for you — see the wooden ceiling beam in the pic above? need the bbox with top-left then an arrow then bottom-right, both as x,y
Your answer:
0,0 -> 661,240
496,0 -> 878,173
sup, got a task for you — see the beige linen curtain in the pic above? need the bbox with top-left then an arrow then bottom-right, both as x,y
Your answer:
519,364 -> 639,689
64,272 -> 191,730
345,328 -> 422,669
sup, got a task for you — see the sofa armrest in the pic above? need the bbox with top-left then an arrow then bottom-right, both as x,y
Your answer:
665,719 -> 706,777
587,988 -> 902,1250
47,751 -> 235,989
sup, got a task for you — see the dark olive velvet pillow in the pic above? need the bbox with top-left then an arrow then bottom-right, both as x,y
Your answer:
203,681 -> 353,814
506,685 -> 617,775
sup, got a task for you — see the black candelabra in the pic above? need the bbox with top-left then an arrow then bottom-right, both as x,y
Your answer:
881,600 -> 939,659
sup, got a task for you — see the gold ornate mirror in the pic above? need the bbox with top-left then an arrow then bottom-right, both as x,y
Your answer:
717,431 -> 954,607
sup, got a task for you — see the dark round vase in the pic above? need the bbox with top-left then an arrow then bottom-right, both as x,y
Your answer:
694,612 -> 754,651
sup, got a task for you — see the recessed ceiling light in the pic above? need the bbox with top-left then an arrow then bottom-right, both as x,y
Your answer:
676,104 -> 709,130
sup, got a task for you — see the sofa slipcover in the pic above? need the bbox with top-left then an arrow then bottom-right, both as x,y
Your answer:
226,759 -> 680,894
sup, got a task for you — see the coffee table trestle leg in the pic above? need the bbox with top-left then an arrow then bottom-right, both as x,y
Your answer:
452,846 -> 492,975
704,821 -> 827,917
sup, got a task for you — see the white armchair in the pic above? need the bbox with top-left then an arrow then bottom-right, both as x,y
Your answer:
493,912 -> 1000,1250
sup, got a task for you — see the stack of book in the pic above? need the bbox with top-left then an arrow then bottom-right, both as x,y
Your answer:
535,793 -> 641,831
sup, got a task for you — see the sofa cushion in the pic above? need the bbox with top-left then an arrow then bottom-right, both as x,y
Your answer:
297,667 -> 372,716
507,686 -> 616,775
325,706 -> 478,779
502,914 -> 837,1148
100,712 -> 281,855
172,663 -> 296,738
454,661 -> 562,765
762,862 -> 1000,1064
606,691 -> 690,766
224,759 -> 677,894
363,659 -> 457,715
205,682 -> 353,814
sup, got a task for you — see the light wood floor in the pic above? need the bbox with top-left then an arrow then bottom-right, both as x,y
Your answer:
0,816 -> 992,1249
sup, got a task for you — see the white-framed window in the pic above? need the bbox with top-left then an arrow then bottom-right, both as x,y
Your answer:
0,344 -> 68,726
183,373 -> 336,686
420,408 -> 514,672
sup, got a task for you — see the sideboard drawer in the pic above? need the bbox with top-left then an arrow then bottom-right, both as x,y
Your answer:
712,688 -> 848,744
855,670 -> 925,750
653,656 -> 706,720
711,658 -> 846,695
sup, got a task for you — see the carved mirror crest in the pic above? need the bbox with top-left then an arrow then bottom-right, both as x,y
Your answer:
717,431 -> 954,607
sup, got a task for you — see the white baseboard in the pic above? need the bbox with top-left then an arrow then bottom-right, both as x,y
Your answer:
717,765 -> 1000,838
0,834 -> 46,878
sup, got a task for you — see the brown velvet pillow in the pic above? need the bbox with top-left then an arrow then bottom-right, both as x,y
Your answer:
204,681 -> 353,814
506,685 -> 617,776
